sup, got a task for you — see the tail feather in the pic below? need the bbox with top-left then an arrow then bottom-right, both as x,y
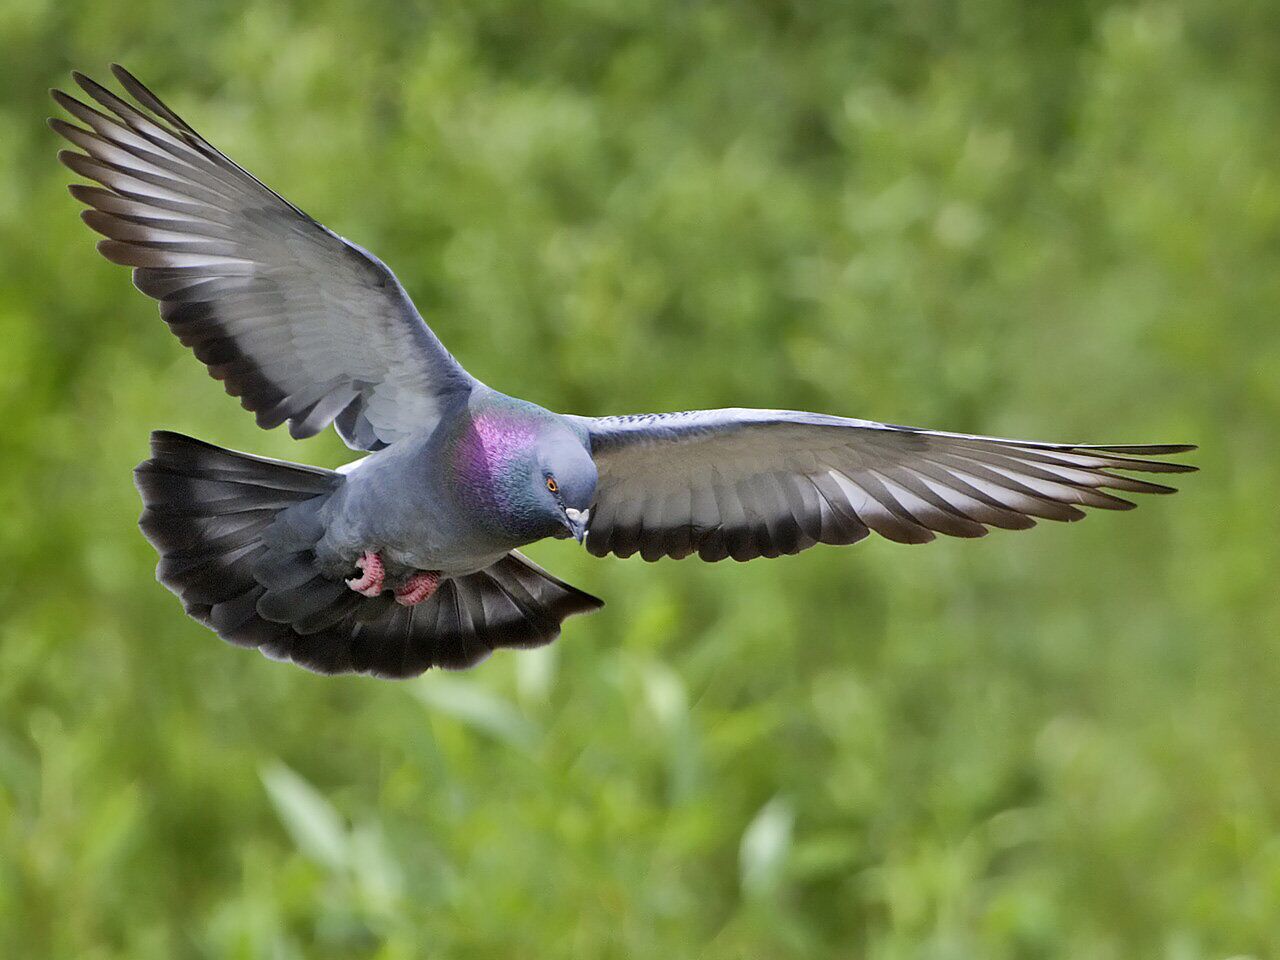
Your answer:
253,553 -> 604,676
137,431 -> 340,651
135,431 -> 603,677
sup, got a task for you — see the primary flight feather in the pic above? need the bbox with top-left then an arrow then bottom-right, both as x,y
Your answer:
52,66 -> 1196,677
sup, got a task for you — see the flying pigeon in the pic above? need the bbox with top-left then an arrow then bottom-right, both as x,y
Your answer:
51,66 -> 1196,678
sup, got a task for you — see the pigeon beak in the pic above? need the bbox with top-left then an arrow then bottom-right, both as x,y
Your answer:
564,507 -> 589,544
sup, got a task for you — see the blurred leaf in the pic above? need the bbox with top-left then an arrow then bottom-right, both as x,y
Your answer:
348,821 -> 404,915
740,795 -> 794,900
515,643 -> 558,707
260,762 -> 348,873
639,659 -> 688,731
411,675 -> 537,749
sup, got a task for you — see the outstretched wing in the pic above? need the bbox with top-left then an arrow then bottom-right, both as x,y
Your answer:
570,409 -> 1196,561
52,65 -> 476,451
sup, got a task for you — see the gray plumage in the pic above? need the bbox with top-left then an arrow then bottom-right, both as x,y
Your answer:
54,67 -> 1196,677
136,433 -> 600,675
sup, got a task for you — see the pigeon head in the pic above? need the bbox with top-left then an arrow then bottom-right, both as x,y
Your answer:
451,401 -> 597,545
531,426 -> 596,542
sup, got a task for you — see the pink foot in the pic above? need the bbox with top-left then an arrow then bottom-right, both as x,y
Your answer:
395,570 -> 441,606
346,550 -> 385,597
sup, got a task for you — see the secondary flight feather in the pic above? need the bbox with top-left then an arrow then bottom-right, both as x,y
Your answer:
52,66 -> 1195,677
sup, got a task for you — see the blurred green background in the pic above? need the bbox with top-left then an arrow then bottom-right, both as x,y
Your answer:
0,0 -> 1276,957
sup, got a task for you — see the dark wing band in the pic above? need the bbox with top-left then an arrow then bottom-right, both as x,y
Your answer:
570,409 -> 1196,562
52,65 -> 476,451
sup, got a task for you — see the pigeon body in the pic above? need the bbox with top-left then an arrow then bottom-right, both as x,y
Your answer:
54,67 -> 1196,676
314,389 -> 596,581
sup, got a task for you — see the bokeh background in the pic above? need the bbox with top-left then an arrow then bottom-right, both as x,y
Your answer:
1,0 -> 1277,957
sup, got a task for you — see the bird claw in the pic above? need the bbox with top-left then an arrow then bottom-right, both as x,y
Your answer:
346,550 -> 385,597
395,570 -> 441,606
347,553 -> 439,605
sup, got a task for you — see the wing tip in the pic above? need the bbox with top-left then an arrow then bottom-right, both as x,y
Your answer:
67,182 -> 100,203
71,69 -> 110,102
47,87 -> 76,116
1093,442 -> 1197,455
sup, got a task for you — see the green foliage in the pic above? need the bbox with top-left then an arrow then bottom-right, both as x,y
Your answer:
1,0 -> 1277,956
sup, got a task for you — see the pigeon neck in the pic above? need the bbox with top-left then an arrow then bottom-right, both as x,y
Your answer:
446,404 -> 556,543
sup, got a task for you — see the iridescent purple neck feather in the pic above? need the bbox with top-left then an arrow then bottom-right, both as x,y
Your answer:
446,398 -> 596,544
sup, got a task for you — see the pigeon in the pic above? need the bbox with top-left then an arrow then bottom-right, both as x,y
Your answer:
51,66 -> 1196,678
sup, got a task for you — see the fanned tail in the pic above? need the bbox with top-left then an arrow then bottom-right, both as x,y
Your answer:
135,431 -> 603,677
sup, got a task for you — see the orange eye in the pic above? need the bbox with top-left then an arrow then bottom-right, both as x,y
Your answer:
545,476 -> 558,494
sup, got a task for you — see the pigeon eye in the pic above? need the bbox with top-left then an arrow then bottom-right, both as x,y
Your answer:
545,476 -> 558,494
